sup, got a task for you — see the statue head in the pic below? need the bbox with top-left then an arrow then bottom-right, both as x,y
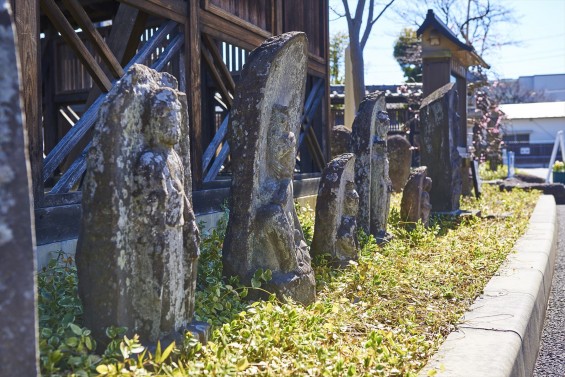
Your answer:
343,181 -> 359,217
148,88 -> 182,148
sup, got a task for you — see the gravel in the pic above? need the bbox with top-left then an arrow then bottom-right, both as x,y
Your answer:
534,205 -> 565,377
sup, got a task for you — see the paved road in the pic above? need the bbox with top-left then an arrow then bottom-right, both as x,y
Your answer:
534,205 -> 565,377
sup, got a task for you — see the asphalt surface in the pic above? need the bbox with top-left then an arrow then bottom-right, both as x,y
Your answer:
534,205 -> 565,377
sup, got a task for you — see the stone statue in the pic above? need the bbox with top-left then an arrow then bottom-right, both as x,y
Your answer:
400,166 -> 433,227
330,125 -> 352,159
0,2 -> 40,373
387,135 -> 413,192
311,153 -> 359,266
222,32 -> 316,305
420,82 -> 462,212
76,64 -> 200,349
351,92 -> 392,241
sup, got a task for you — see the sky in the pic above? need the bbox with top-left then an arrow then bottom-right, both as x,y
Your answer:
329,0 -> 565,84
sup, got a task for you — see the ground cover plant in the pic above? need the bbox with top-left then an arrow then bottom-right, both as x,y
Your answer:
38,184 -> 539,376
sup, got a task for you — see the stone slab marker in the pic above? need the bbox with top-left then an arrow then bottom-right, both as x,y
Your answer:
0,1 -> 40,374
351,92 -> 392,238
370,110 -> 393,238
222,32 -> 315,305
77,64 -> 200,348
330,125 -> 352,159
401,166 -> 432,227
311,153 -> 359,266
419,82 -> 462,212
388,135 -> 412,192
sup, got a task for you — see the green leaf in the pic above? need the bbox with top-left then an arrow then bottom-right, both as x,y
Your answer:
69,323 -> 82,336
236,357 -> 249,371
251,278 -> 261,289
156,341 -> 175,364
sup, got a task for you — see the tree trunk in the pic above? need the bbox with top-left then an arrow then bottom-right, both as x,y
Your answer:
348,31 -> 366,110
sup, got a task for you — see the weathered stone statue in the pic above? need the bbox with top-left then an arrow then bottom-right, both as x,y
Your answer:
331,125 -> 352,159
371,110 -> 393,238
419,82 -> 462,212
387,135 -> 412,192
76,64 -> 199,348
0,2 -> 40,373
351,92 -> 392,240
401,166 -> 433,227
222,32 -> 315,305
311,153 -> 359,266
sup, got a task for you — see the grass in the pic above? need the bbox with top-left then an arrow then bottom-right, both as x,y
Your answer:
38,184 -> 540,376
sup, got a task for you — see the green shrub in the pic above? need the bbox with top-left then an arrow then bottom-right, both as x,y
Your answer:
38,185 -> 539,376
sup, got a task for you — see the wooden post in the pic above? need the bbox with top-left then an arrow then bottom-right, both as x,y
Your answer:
13,0 -> 43,206
186,1 -> 203,188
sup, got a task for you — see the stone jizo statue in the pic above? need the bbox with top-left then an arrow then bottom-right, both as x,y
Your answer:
222,32 -> 316,305
77,64 -> 199,348
400,166 -> 433,227
311,153 -> 359,266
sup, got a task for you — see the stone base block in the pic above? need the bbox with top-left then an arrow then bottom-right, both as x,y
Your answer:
267,271 -> 316,306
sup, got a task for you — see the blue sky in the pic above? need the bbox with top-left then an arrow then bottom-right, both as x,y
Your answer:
329,0 -> 565,84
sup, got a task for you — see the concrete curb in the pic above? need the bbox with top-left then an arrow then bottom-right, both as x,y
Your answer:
419,195 -> 558,377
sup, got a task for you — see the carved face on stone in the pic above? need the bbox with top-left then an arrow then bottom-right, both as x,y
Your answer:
267,104 -> 295,180
343,181 -> 359,217
149,88 -> 182,148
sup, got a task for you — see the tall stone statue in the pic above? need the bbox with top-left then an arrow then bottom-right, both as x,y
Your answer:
222,32 -> 316,305
76,64 -> 200,348
351,92 -> 392,240
311,153 -> 359,266
0,1 -> 40,374
420,82 -> 462,212
401,166 -> 433,227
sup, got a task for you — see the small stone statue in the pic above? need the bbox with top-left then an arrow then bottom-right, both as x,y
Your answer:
387,135 -> 412,192
400,166 -> 433,227
311,153 -> 359,266
77,65 -> 199,348
222,32 -> 316,305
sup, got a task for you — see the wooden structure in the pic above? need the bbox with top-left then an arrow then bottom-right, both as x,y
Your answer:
417,9 -> 489,148
11,1 -> 330,245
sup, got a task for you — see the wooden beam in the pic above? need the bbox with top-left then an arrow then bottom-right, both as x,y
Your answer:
186,0 -> 203,187
42,21 -> 178,182
14,0 -> 43,206
62,0 -> 124,79
201,47 -> 232,108
202,34 -> 235,92
118,0 -> 186,24
40,0 -> 112,92
200,10 -> 269,51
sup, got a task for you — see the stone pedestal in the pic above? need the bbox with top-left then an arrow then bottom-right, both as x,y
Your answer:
419,82 -> 462,212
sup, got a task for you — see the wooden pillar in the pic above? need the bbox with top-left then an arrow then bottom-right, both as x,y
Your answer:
186,0 -> 203,188
13,0 -> 43,206
456,76 -> 468,148
422,58 -> 450,98
323,0 -> 331,162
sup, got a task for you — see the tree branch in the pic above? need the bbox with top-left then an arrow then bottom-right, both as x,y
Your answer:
360,0 -> 396,50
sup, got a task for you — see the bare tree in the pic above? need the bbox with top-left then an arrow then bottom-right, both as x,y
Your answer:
395,0 -> 518,57
331,0 -> 396,107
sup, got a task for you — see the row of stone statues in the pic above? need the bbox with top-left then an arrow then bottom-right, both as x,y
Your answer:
76,32 -> 434,350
